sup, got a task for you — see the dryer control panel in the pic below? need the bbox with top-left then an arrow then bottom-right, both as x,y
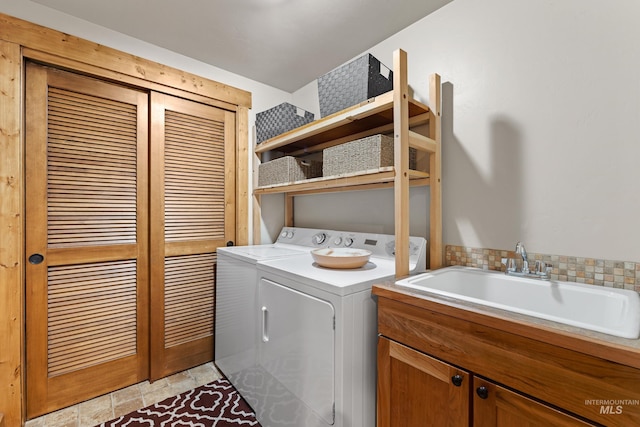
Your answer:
276,227 -> 428,273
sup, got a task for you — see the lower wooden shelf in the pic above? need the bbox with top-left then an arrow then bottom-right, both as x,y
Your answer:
253,167 -> 430,196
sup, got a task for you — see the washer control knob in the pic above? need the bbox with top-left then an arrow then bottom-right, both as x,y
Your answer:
286,231 -> 294,239
280,230 -> 288,239
344,237 -> 354,247
333,237 -> 343,246
313,233 -> 327,245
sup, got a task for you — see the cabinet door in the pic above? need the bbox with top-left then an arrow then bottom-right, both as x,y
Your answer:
149,93 -> 236,380
377,337 -> 470,427
25,63 -> 149,418
473,378 -> 596,427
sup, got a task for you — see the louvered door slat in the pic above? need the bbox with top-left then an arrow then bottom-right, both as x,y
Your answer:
49,115 -> 137,138
49,173 -> 136,185
165,282 -> 216,297
49,293 -> 136,309
165,179 -> 224,188
49,329 -> 135,358
48,145 -> 137,165
164,107 -> 225,241
46,260 -> 137,377
47,85 -> 138,248
48,129 -> 139,149
48,160 -> 136,176
49,108 -> 137,128
49,319 -> 136,342
164,146 -> 221,160
49,87 -> 138,111
48,346 -> 136,374
164,253 -> 215,348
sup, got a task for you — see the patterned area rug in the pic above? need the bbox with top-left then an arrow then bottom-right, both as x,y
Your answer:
99,378 -> 261,426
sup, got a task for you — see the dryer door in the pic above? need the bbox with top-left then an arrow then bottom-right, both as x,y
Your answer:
258,278 -> 335,425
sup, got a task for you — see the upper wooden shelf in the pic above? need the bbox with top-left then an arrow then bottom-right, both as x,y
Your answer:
254,91 -> 431,155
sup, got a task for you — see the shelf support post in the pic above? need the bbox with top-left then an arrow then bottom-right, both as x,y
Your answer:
393,49 -> 410,278
252,148 -> 262,244
285,194 -> 294,227
429,73 -> 443,269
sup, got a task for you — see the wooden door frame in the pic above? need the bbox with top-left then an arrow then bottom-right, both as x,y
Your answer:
0,12 -> 251,427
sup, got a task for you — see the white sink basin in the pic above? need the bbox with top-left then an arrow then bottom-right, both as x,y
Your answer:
396,266 -> 640,339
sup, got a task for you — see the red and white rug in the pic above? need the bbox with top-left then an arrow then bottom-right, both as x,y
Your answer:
99,378 -> 261,426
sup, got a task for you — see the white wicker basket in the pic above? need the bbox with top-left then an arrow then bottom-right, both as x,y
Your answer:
258,156 -> 322,186
323,135 -> 416,177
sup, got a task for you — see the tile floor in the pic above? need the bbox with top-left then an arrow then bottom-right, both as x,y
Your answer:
25,362 -> 222,427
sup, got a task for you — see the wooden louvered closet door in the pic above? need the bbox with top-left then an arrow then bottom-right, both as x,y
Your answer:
25,63 -> 149,418
149,93 -> 235,380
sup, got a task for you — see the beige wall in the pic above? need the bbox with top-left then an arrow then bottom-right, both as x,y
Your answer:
292,0 -> 640,263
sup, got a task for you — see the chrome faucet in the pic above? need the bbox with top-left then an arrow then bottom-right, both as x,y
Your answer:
515,241 -> 529,274
501,241 -> 552,280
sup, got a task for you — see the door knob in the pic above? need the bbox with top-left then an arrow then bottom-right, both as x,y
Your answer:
451,374 -> 463,387
476,386 -> 489,399
28,253 -> 44,265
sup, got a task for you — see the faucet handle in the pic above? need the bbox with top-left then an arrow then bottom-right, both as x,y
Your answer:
534,260 -> 552,276
501,257 -> 517,272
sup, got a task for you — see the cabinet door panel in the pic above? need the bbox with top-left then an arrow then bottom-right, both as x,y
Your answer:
377,337 -> 470,427
149,93 -> 235,379
25,63 -> 149,418
473,379 -> 596,427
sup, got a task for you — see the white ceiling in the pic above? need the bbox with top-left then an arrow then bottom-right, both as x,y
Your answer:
32,0 -> 452,92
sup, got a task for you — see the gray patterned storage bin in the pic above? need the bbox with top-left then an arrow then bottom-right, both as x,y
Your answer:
255,102 -> 314,144
258,156 -> 323,187
317,53 -> 393,118
323,135 -> 416,177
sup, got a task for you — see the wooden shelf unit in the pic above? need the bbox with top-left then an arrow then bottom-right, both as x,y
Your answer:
253,49 -> 442,275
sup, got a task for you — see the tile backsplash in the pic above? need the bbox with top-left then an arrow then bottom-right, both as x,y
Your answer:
445,245 -> 640,293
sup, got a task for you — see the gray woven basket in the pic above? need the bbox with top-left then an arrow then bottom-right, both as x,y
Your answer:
317,53 -> 393,118
323,135 -> 416,177
255,102 -> 314,144
258,156 -> 323,186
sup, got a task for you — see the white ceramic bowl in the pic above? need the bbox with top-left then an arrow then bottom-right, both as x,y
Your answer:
311,247 -> 372,269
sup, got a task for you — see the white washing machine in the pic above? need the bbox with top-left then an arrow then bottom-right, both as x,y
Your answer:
251,230 -> 427,427
215,227 -> 336,406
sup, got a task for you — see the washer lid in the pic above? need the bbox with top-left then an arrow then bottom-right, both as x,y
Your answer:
217,245 -> 306,262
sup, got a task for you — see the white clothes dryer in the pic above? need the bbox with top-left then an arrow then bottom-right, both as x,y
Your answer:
215,227 -> 335,404
251,230 -> 427,427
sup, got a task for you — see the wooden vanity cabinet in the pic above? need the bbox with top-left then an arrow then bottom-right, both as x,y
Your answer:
374,286 -> 640,426
377,337 -> 594,427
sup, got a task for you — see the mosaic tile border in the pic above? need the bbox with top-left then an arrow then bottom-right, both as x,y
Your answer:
445,245 -> 640,293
